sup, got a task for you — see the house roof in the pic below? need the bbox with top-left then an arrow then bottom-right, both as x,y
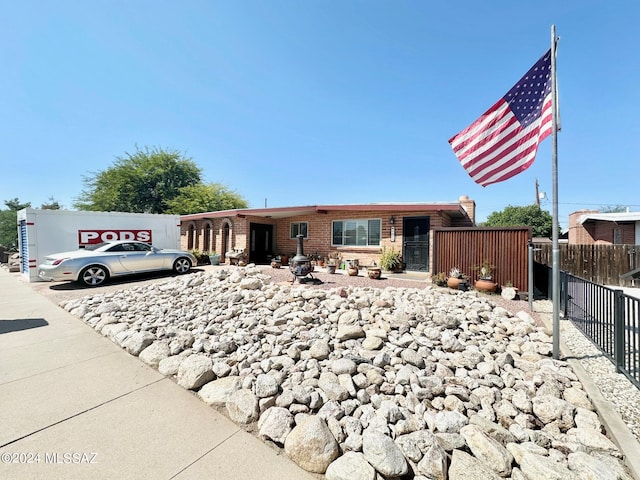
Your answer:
181,202 -> 470,221
578,212 -> 640,224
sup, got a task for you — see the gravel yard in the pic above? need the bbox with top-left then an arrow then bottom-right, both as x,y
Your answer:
28,263 -> 639,446
45,263 -> 638,479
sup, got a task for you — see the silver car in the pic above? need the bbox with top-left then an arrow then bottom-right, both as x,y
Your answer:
38,241 -> 197,287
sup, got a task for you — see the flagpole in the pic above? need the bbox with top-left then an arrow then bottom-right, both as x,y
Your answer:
551,25 -> 560,359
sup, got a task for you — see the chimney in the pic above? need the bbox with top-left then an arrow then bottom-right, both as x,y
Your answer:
459,195 -> 476,225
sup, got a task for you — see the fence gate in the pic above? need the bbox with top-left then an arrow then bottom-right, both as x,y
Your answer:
433,227 -> 531,290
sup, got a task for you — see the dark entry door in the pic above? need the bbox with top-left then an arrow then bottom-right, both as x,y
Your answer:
402,216 -> 430,271
250,223 -> 273,264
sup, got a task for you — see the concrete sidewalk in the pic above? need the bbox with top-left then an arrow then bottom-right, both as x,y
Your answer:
0,268 -> 314,480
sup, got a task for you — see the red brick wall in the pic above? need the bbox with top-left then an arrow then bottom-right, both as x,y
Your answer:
181,208 -> 471,270
568,210 -> 636,245
568,210 -> 598,244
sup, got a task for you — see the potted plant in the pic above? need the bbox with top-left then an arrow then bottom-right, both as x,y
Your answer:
326,252 -> 341,274
326,259 -> 337,274
379,246 -> 402,272
473,260 -> 497,293
209,252 -> 221,265
367,265 -> 382,279
432,271 -> 447,287
347,259 -> 359,276
447,267 -> 467,289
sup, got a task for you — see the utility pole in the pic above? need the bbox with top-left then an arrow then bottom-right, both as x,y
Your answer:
535,179 -> 540,208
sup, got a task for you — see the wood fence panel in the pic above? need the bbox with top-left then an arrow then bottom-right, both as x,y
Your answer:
433,227 -> 531,291
533,244 -> 640,286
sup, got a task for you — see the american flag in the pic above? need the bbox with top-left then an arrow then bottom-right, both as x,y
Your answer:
449,49 -> 553,187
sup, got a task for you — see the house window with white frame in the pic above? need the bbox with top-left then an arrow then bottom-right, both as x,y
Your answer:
332,219 -> 381,246
290,222 -> 308,239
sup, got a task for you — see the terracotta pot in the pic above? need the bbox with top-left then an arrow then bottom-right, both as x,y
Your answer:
475,279 -> 497,293
347,266 -> 359,276
271,260 -> 281,269
447,277 -> 462,289
367,267 -> 382,280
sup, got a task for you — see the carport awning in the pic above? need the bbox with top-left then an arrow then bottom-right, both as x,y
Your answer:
579,213 -> 640,224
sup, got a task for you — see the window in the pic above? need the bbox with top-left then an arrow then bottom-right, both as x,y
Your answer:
332,219 -> 381,246
614,227 -> 622,244
290,222 -> 308,239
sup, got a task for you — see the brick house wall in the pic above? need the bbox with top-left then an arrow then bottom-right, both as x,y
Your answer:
568,210 -> 637,244
272,209 -> 461,268
181,205 -> 474,271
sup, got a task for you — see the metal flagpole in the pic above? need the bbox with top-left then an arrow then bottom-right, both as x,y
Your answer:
551,25 -> 560,359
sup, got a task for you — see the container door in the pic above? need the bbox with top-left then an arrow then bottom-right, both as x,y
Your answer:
20,220 -> 28,273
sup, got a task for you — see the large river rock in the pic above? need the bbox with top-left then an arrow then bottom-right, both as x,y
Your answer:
60,266 -> 632,479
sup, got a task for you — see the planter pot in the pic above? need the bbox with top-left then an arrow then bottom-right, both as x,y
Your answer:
367,267 -> 382,280
270,260 -> 282,269
209,254 -> 221,266
326,264 -> 337,274
280,255 -> 289,266
475,279 -> 497,293
447,277 -> 463,289
347,266 -> 359,276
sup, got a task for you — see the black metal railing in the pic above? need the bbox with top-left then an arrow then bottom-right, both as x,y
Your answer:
559,271 -> 640,389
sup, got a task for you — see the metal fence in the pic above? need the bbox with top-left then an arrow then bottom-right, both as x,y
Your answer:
560,271 -> 640,389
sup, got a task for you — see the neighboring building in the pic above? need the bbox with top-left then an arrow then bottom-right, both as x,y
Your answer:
180,196 -> 476,273
569,210 -> 640,244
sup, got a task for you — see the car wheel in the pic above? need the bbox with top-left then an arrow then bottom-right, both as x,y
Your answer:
79,265 -> 109,287
173,257 -> 192,274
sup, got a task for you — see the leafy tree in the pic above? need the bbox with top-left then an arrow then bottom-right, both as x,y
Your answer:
600,205 -> 627,213
5,198 -> 31,211
0,198 -> 31,248
165,183 -> 248,214
74,146 -> 202,213
40,196 -> 63,210
481,204 -> 553,237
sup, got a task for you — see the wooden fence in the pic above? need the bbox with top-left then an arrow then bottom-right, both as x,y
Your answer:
433,227 -> 532,291
534,244 -> 640,287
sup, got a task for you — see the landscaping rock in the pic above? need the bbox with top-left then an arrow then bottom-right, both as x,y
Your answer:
62,267 -> 632,479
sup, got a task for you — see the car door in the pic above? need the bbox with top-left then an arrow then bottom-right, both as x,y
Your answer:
113,243 -> 161,272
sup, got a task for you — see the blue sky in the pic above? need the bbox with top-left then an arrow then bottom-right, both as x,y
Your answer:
2,0 -> 638,229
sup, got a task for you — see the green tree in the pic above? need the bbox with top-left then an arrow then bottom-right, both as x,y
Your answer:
40,196 -> 63,210
600,205 -> 627,213
0,198 -> 31,248
5,198 -> 31,211
74,146 -> 202,213
165,183 -> 248,214
482,204 -> 553,237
